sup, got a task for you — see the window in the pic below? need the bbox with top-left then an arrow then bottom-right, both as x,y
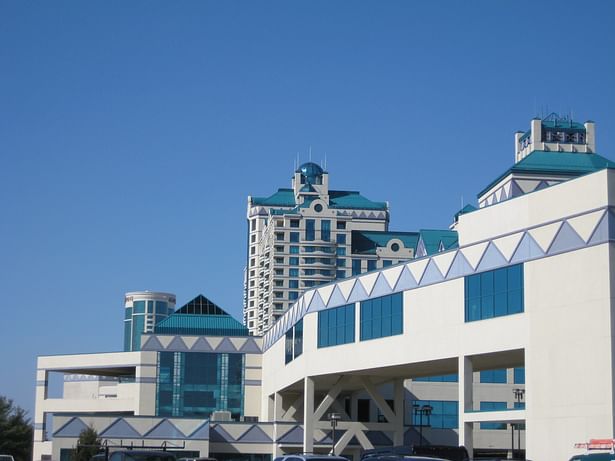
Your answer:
367,260 -> 377,271
274,280 -> 283,287
284,319 -> 303,364
289,268 -> 299,277
514,367 -> 525,384
336,247 -> 346,256
383,260 -> 392,267
320,258 -> 332,265
289,291 -> 298,300
318,303 -> 355,348
479,401 -> 507,429
465,264 -> 524,322
251,220 -> 256,231
306,219 -> 315,241
304,280 -> 316,287
290,232 -> 300,243
251,234 -> 256,243
274,257 -> 284,264
285,329 -> 293,364
412,400 -> 458,429
294,319 -> 303,358
304,269 -> 316,276
304,257 -> 315,264
319,269 -> 332,276
352,259 -> 362,275
304,246 -> 315,253
289,246 -> 299,254
321,220 -> 331,241
337,258 -> 346,267
360,293 -> 403,341
290,220 -> 299,228
336,234 -> 346,244
480,369 -> 507,383
276,232 -> 284,241
336,270 -> 346,279
275,268 -> 284,276
337,221 -> 346,230
289,257 -> 299,266
289,279 -> 299,288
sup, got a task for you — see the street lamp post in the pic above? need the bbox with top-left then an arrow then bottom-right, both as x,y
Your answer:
512,388 -> 525,456
328,412 -> 341,455
413,404 -> 433,447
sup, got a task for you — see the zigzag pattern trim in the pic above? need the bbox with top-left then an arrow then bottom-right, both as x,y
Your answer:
142,335 -> 262,353
264,206 -> 614,350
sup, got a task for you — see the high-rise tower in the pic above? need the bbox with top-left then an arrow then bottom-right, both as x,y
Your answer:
244,162 -> 425,336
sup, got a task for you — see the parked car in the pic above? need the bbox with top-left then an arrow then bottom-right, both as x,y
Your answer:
106,450 -> 177,461
569,454 -> 615,460
362,445 -> 469,461
0,455 -> 15,461
177,458 -> 217,461
273,455 -> 349,461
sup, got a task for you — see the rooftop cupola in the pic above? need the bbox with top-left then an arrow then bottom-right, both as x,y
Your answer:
515,113 -> 596,163
292,161 -> 329,203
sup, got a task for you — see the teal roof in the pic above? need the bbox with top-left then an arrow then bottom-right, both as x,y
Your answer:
251,188 -> 295,207
352,230 -> 420,255
154,314 -> 249,337
329,190 -> 387,210
479,150 -> 615,198
454,204 -> 477,222
418,229 -> 459,255
154,294 -> 248,336
252,189 -> 387,212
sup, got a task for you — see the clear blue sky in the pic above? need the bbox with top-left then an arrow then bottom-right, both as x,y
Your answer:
1,1 -> 614,417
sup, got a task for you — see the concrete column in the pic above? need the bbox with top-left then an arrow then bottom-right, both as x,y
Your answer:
272,393 -> 283,457
458,356 -> 474,456
530,118 -> 542,151
393,379 -> 405,445
303,376 -> 315,453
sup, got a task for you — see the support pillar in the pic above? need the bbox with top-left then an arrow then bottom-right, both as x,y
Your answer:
272,393 -> 284,457
303,376 -> 315,453
393,379 -> 405,445
458,356 -> 474,457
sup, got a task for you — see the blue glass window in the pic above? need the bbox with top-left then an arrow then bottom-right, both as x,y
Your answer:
360,293 -> 403,341
321,220 -> 331,241
305,269 -> 316,275
480,401 -> 507,429
337,221 -> 346,230
133,301 -> 145,314
290,246 -> 299,254
352,259 -> 362,275
514,367 -> 525,384
336,234 -> 346,244
367,260 -> 377,271
412,400 -> 458,429
304,280 -> 316,287
289,268 -> 299,277
336,247 -> 346,256
320,258 -> 332,264
289,291 -> 298,300
304,257 -> 315,264
337,258 -> 346,267
155,301 -> 168,314
480,368 -> 507,383
318,303 -> 356,348
336,270 -> 346,279
465,264 -> 524,322
383,260 -> 392,267
290,232 -> 300,243
304,246 -> 315,253
125,307 -> 133,319
147,300 -> 154,313
290,220 -> 299,228
294,319 -> 303,358
285,329 -> 294,364
306,219 -> 315,241
289,257 -> 299,266
289,280 -> 299,288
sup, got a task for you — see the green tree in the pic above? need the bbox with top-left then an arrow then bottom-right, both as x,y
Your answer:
72,426 -> 101,461
0,396 -> 33,461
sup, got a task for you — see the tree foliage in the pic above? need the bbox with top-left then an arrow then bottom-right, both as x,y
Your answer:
0,396 -> 33,461
72,426 -> 101,461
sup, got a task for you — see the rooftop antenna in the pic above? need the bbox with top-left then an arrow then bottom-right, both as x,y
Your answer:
324,152 -> 327,170
309,146 -> 312,162
296,152 -> 300,170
